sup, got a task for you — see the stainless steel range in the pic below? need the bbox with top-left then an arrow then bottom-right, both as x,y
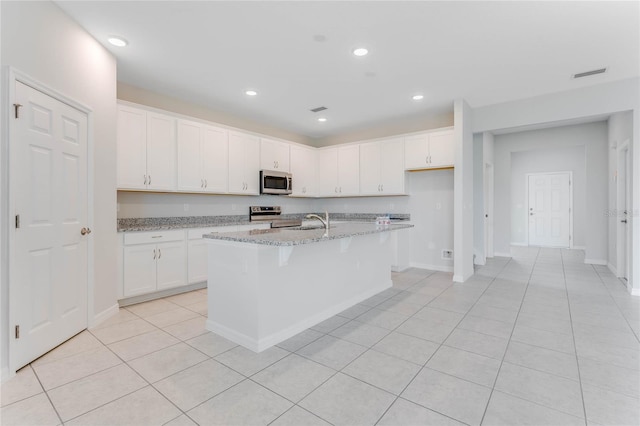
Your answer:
249,206 -> 302,228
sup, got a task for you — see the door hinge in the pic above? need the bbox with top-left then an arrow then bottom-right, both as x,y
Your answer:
15,214 -> 20,229
13,103 -> 22,119
15,325 -> 20,339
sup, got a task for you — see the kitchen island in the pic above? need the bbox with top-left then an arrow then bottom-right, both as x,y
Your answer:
203,222 -> 413,352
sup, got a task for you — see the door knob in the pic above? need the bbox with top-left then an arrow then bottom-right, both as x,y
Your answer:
529,213 -> 534,216
80,227 -> 92,235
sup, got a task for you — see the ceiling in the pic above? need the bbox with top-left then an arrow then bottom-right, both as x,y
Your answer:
55,1 -> 639,141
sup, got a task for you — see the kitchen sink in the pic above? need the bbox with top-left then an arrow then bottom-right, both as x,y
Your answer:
285,225 -> 335,231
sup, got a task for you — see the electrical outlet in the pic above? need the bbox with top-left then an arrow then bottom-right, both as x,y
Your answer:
183,203 -> 189,212
442,249 -> 453,260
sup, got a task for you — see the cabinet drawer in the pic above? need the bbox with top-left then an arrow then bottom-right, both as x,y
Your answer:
124,229 -> 185,245
187,226 -> 236,240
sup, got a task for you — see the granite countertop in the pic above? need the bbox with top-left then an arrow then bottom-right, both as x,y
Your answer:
117,213 -> 410,232
202,222 -> 414,246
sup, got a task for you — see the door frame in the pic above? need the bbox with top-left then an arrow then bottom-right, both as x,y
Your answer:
525,171 -> 573,248
6,68 -> 94,376
616,139 -> 631,280
484,162 -> 494,258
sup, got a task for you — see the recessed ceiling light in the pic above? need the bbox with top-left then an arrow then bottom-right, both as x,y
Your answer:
245,90 -> 258,96
412,94 -> 424,101
107,36 -> 128,47
318,117 -> 327,122
353,48 -> 369,57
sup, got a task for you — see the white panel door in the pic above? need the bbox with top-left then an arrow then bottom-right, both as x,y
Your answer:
528,173 -> 571,247
338,145 -> 360,196
146,113 -> 176,191
317,148 -> 338,196
404,134 -> 429,169
12,81 -> 88,369
228,131 -> 259,194
116,106 -> 146,189
156,241 -> 186,290
177,120 -> 203,192
244,135 -> 261,194
359,142 -> 382,195
201,126 -> 228,193
380,137 -> 405,194
260,138 -> 290,172
290,145 -> 316,197
123,244 -> 157,297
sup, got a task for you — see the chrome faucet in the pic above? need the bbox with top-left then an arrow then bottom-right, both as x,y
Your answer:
306,210 -> 330,231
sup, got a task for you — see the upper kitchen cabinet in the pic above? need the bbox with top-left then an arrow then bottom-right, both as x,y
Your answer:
289,144 -> 317,197
177,119 -> 228,193
260,138 -> 290,172
360,137 -> 406,195
117,104 -> 177,191
228,131 -> 260,194
317,145 -> 360,196
404,129 -> 454,170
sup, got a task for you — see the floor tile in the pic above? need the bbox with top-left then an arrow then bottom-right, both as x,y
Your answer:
310,315 -> 350,333
494,362 -> 584,418
214,345 -> 289,377
32,346 -> 121,390
511,324 -> 576,355
65,386 -> 180,425
575,336 -> 640,370
270,406 -> 331,426
163,414 -> 197,426
144,307 -> 200,328
163,316 -> 208,341
582,382 -> 640,426
337,303 -> 372,319
165,291 -> 207,307
128,342 -> 208,383
573,322 -> 640,351
456,315 -> 513,339
401,367 -> 492,426
92,308 -> 138,330
427,345 -> 501,387
32,331 -> 102,366
515,312 -> 573,335
375,298 -> 423,316
299,372 -> 395,426
413,306 -> 465,326
342,349 -> 420,395
153,359 -> 243,410
377,397 -> 464,426
329,320 -> 389,347
0,393 -> 60,426
124,299 -> 179,317
46,363 -> 147,422
444,328 -> 508,360
503,340 -> 579,381
90,318 -> 156,345
372,331 -> 439,365
108,329 -> 180,361
467,304 -> 519,324
483,390 -> 585,426
0,366 -> 43,407
183,300 -> 208,315
396,316 -> 456,343
578,356 -> 640,398
297,335 -> 367,370
185,332 -> 237,357
276,329 -> 324,352
355,308 -> 409,330
252,354 -> 334,402
187,380 -> 292,426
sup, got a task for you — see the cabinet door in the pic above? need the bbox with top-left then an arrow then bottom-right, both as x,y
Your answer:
202,126 -> 228,193
177,120 -> 203,192
290,145 -> 316,197
404,134 -> 429,170
380,137 -> 406,194
317,148 -> 338,196
337,145 -> 360,196
359,142 -> 382,195
243,135 -> 261,194
428,130 -> 455,168
146,113 -> 176,191
123,244 -> 157,297
229,131 -> 259,194
156,241 -> 186,290
260,138 -> 290,172
117,106 -> 147,189
187,239 -> 208,284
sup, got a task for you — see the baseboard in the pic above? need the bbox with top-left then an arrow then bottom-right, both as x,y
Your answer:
629,285 -> 640,297
1,366 -> 13,384
573,245 -> 586,250
474,259 -> 486,266
409,262 -> 453,273
607,263 -> 618,276
90,303 -> 120,328
494,252 -> 512,258
584,258 -> 607,266
118,282 -> 207,307
510,242 -> 527,247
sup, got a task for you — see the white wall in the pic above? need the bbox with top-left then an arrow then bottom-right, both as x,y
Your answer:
493,122 -> 608,261
473,133 -> 484,264
1,0 -> 117,378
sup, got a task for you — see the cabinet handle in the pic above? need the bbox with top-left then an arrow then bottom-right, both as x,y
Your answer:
205,179 -> 208,188
148,175 -> 152,185
158,249 -> 162,259
144,175 -> 147,185
201,179 -> 204,188
335,187 -> 338,193
340,187 -> 342,193
153,249 -> 156,260
381,184 -> 383,192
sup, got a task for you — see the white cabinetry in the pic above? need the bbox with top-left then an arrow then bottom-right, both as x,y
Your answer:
122,230 -> 186,297
290,144 -> 317,197
260,138 -> 290,172
187,227 -> 234,284
117,105 -> 176,191
177,119 -> 228,193
404,129 -> 454,170
317,145 -> 360,196
360,137 -> 406,195
229,131 -> 260,194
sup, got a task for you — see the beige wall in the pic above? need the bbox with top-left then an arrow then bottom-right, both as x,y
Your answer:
1,0 -> 118,377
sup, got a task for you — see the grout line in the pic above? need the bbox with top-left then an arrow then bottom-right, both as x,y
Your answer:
27,366 -> 64,426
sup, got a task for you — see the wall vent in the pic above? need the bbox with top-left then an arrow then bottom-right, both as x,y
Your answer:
310,106 -> 327,113
572,68 -> 607,79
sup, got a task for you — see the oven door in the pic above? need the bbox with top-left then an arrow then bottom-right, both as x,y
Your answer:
260,170 -> 292,195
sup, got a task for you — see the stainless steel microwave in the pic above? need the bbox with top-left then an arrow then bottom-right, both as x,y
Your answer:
260,170 -> 292,195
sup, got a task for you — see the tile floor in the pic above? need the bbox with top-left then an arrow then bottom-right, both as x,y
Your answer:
1,248 -> 639,426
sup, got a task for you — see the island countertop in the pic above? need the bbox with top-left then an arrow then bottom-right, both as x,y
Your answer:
202,222 -> 413,246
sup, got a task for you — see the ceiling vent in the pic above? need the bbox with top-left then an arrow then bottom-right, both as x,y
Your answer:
310,106 -> 327,113
572,68 -> 607,79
